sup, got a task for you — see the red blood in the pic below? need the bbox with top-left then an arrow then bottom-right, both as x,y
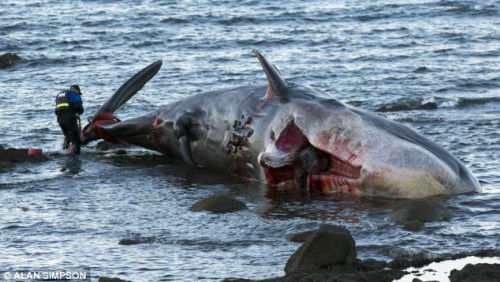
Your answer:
275,122 -> 307,152
87,113 -> 120,144
152,117 -> 162,127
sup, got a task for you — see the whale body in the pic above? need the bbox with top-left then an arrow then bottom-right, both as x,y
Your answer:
82,49 -> 480,198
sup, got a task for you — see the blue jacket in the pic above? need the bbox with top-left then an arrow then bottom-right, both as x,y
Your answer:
55,90 -> 84,115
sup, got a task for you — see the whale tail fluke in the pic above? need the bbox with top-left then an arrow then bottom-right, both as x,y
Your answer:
81,60 -> 162,144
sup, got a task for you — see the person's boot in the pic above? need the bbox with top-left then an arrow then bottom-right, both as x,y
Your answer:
63,138 -> 70,150
73,143 -> 81,155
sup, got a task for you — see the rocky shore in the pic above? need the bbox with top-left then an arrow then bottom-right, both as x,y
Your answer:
0,53 -> 21,68
0,145 -> 47,172
223,199 -> 499,282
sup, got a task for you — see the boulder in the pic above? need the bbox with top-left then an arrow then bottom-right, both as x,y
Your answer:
286,230 -> 316,243
189,194 -> 246,213
0,145 -> 47,163
0,53 -> 21,68
119,236 -> 155,245
449,263 -> 500,282
390,200 -> 452,223
284,224 -> 357,274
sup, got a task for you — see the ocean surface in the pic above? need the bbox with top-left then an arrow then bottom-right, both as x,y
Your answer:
0,0 -> 498,280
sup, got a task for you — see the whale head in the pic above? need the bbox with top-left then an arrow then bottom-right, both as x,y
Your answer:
252,49 -> 480,198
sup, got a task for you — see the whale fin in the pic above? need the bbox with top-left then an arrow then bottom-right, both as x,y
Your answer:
179,135 -> 197,168
91,60 -> 162,120
174,113 -> 198,168
252,48 -> 288,99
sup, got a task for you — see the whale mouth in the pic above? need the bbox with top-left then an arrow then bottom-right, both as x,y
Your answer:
259,121 -> 362,194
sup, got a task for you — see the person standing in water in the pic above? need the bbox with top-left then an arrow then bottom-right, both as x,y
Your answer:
55,85 -> 84,154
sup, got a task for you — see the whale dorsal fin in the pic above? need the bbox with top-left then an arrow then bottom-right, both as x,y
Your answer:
252,48 -> 289,100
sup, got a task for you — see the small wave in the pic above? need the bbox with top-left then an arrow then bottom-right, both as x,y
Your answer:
356,13 -> 393,22
81,19 -> 116,27
376,96 -> 499,112
437,1 -> 498,17
0,22 -> 28,32
457,79 -> 499,89
217,16 -> 260,25
371,27 -> 409,34
130,40 -> 163,48
457,97 -> 500,108
160,17 -> 189,24
433,48 -> 454,53
236,38 -> 294,46
25,56 -> 69,67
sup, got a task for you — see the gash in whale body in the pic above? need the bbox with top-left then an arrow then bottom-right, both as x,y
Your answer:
82,49 -> 480,198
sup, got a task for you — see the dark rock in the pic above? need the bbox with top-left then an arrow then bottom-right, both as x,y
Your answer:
449,263 -> 500,282
98,277 -> 131,282
95,141 -> 112,151
245,250 -> 499,282
390,200 -> 452,223
0,53 -> 21,68
284,224 -> 356,274
286,230 -> 316,243
189,194 -> 246,213
271,261 -> 405,282
402,220 -> 424,232
413,66 -> 429,73
420,102 -> 438,110
389,253 -> 433,269
0,145 -> 47,163
119,236 -> 155,245
376,104 -> 411,112
358,258 -> 388,270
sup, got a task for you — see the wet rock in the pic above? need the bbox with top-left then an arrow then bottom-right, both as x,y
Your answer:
286,230 -> 316,243
95,141 -> 112,151
376,103 -> 411,112
0,145 -> 47,163
449,263 -> 500,282
268,259 -> 404,282
0,53 -> 21,68
189,194 -> 246,213
98,277 -> 131,282
114,149 -> 127,155
413,66 -> 430,73
243,250 -> 499,282
402,219 -> 425,232
390,200 -> 452,223
389,253 -> 434,269
420,101 -> 438,110
284,224 -> 357,274
119,236 -> 155,245
412,279 -> 439,282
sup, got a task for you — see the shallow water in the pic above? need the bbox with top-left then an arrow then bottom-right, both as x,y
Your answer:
0,0 -> 499,280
